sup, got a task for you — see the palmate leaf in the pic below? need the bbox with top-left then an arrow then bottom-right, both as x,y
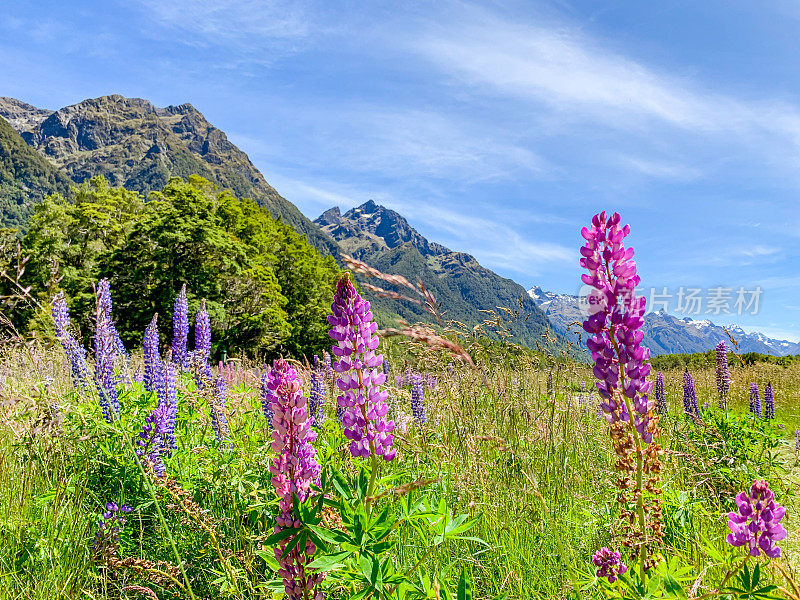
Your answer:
263,527 -> 300,546
306,523 -> 353,545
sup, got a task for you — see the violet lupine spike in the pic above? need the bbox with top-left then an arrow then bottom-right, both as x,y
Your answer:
265,359 -> 323,600
193,302 -> 212,386
727,479 -> 787,558
795,430 -> 800,452
52,293 -> 91,389
410,373 -> 426,425
749,383 -> 762,418
211,375 -> 231,445
136,402 -> 168,477
171,284 -> 189,371
310,355 -> 325,428
328,275 -> 396,460
655,372 -> 666,415
591,547 -> 628,583
260,368 -> 274,428
161,361 -> 178,455
764,382 -> 775,419
94,280 -> 120,421
143,314 -> 161,393
683,370 -> 699,416
715,341 -> 730,410
580,211 -> 654,442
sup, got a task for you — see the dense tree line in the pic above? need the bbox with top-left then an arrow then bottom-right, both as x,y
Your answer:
2,175 -> 340,359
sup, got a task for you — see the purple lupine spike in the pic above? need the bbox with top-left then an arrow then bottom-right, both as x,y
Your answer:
655,372 -> 666,415
94,280 -> 120,421
727,479 -> 787,557
210,375 -> 230,445
136,402 -> 168,477
715,341 -> 730,410
93,501 -> 133,559
171,284 -> 189,371
260,368 -> 274,428
161,360 -> 178,455
410,373 -> 426,425
764,382 -> 775,419
193,302 -> 212,387
309,355 -> 325,428
143,314 -> 161,393
749,383 -> 762,418
683,370 -> 698,416
580,212 -> 654,443
52,292 -> 91,389
265,359 -> 323,600
591,547 -> 628,583
795,430 -> 800,452
328,275 -> 396,460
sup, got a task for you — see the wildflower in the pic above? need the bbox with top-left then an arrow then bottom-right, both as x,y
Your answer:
51,292 -> 90,389
94,279 -> 121,421
715,341 -> 730,410
727,480 -> 787,558
683,370 -> 699,416
260,368 -> 274,427
265,359 -> 322,600
136,403 -> 169,477
764,382 -> 775,419
143,314 -> 161,393
171,284 -> 189,370
193,302 -> 212,386
795,430 -> 799,452
655,372 -> 666,415
309,355 -> 325,427
328,275 -> 396,461
410,373 -> 426,425
93,501 -> 133,565
749,383 -> 762,418
211,376 -> 230,445
161,360 -> 178,454
592,547 -> 628,583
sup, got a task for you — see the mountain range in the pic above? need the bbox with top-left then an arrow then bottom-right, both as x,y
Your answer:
0,94 -> 553,346
528,286 -> 800,356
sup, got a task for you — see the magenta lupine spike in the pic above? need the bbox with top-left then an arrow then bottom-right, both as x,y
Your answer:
749,383 -> 762,418
143,314 -> 161,393
52,292 -> 91,389
94,280 -> 120,421
715,341 -> 730,410
328,275 -> 396,460
171,284 -> 189,371
580,212 -> 654,443
591,547 -> 628,583
727,479 -> 787,558
265,359 -> 323,600
764,382 -> 775,419
655,372 -> 666,415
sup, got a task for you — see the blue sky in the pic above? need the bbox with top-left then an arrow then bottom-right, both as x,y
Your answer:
3,0 -> 800,341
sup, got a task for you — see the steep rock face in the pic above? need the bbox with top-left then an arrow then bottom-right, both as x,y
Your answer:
528,286 -> 800,356
0,98 -> 53,132
316,201 -> 555,347
1,95 -> 338,255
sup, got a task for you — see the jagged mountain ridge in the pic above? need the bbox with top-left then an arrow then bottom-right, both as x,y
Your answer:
316,201 -> 555,347
528,286 -> 800,356
0,95 -> 337,255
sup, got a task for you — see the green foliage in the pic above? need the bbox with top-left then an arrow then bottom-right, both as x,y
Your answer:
13,175 -> 340,359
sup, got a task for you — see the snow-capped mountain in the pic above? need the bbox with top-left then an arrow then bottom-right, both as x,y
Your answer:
528,286 -> 800,356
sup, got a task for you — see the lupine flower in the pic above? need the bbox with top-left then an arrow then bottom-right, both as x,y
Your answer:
211,376 -> 230,445
410,373 -> 426,425
727,479 -> 787,558
143,314 -> 161,393
93,501 -> 133,564
161,360 -> 178,454
323,351 -> 333,381
715,341 -> 730,410
795,430 -> 800,452
171,284 -> 189,371
265,359 -> 323,600
52,293 -> 91,389
764,382 -> 775,419
193,302 -> 212,386
94,280 -> 120,421
655,372 -> 666,415
749,383 -> 762,418
260,368 -> 274,428
580,211 -> 654,442
136,403 -> 169,477
683,370 -> 699,416
309,355 -> 325,427
382,361 -> 389,375
328,275 -> 396,460
592,547 -> 628,583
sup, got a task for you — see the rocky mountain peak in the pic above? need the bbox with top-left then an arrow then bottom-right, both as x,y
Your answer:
0,97 -> 53,132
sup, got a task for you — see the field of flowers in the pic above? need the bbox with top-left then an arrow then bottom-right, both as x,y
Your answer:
0,211 -> 798,600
